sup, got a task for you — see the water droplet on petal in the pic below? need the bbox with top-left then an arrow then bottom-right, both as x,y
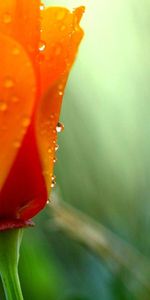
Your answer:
58,91 -> 63,96
55,144 -> 59,151
40,3 -> 45,11
13,141 -> 21,149
51,175 -> 56,188
4,77 -> 14,88
56,122 -> 64,133
39,40 -> 46,52
48,148 -> 52,154
53,157 -> 57,163
3,13 -> 12,24
0,101 -> 7,112
22,117 -> 30,128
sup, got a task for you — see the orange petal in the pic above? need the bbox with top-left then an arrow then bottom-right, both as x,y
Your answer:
0,1 -> 16,35
0,0 -> 40,59
36,7 -> 84,190
39,6 -> 85,94
0,32 -> 36,189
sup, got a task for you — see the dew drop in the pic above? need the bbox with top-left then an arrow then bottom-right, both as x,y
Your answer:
58,91 -> 63,96
48,148 -> 52,154
22,117 -> 30,128
0,101 -> 7,112
51,175 -> 56,188
55,144 -> 59,151
13,141 -> 21,149
4,77 -> 14,88
39,40 -> 46,52
53,157 -> 57,163
3,13 -> 12,24
56,122 -> 64,133
40,3 -> 45,11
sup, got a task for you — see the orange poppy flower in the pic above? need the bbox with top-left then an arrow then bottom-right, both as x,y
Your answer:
0,1 -> 84,230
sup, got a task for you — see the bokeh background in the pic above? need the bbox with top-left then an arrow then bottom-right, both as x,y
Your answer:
2,1 -> 150,299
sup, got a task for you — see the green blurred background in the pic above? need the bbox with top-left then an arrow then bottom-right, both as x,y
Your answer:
3,1 -> 150,299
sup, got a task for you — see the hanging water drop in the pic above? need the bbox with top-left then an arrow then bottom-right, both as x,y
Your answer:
0,101 -> 7,112
58,91 -> 63,96
40,3 -> 45,11
55,144 -> 59,151
51,176 -> 56,188
48,148 -> 52,154
53,157 -> 57,163
56,122 -> 64,133
39,40 -> 46,52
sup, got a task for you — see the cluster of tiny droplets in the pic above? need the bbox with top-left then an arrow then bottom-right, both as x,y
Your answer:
38,3 -> 67,197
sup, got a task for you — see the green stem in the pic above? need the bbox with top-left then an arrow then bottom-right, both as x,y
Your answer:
0,229 -> 24,300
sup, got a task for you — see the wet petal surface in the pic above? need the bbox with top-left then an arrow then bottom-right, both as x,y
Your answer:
0,0 -> 40,59
39,6 -> 84,94
0,33 -> 36,189
0,124 -> 47,220
36,7 -> 84,190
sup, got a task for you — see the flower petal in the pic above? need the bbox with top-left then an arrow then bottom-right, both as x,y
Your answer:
39,6 -> 84,94
0,0 -> 15,36
0,32 -> 36,189
36,7 -> 84,190
0,0 -> 40,59
0,123 -> 47,221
